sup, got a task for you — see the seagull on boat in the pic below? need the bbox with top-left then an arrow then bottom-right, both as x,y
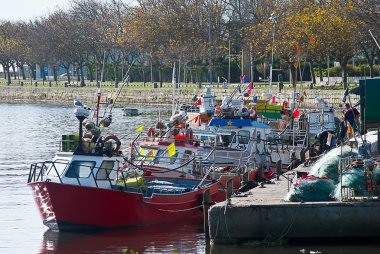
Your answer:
73,99 -> 84,108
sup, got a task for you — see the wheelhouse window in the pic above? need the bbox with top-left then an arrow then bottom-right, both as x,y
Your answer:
237,130 -> 250,145
65,161 -> 96,178
96,161 -> 116,180
47,159 -> 69,176
170,152 -> 179,164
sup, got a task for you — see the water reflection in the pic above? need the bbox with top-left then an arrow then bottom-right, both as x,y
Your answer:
40,222 -> 207,254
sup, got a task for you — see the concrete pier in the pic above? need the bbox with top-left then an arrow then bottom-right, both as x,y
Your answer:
208,169 -> 380,244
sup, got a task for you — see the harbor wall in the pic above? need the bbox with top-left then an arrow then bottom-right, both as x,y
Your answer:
208,200 -> 380,243
0,86 -> 358,108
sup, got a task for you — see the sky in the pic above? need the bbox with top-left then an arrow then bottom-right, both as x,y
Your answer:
0,0 -> 71,21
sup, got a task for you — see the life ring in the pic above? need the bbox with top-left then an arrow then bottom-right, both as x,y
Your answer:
104,135 -> 121,153
214,105 -> 221,115
148,127 -> 155,137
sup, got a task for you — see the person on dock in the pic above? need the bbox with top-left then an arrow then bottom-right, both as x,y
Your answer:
317,130 -> 336,154
343,103 -> 360,132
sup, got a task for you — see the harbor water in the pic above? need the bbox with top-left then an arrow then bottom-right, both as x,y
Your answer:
0,103 -> 379,254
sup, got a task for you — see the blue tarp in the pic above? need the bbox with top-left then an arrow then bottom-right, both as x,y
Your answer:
208,118 -> 270,128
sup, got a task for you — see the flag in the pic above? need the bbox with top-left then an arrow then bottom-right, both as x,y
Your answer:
310,34 -> 315,45
238,86 -> 242,94
296,44 -> 300,53
253,96 -> 258,104
168,142 -> 176,157
146,150 -> 155,160
247,82 -> 253,95
271,96 -> 276,104
135,124 -> 144,133
244,75 -> 249,83
138,147 -> 145,160
293,109 -> 300,118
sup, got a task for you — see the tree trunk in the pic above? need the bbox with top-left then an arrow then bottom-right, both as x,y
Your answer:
159,66 -> 163,87
6,67 -> 11,85
341,59 -> 348,89
142,66 -> 146,86
113,63 -> 118,88
318,61 -> 323,82
370,62 -> 374,78
29,65 -> 36,80
76,66 -> 80,82
80,65 -> 85,87
66,68 -> 71,84
310,60 -> 316,89
53,67 -> 57,82
18,63 -> 26,80
11,64 -> 17,79
88,63 -> 94,82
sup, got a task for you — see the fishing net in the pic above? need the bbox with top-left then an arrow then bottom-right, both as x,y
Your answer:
374,166 -> 380,184
332,168 -> 366,200
309,146 -> 357,182
284,176 -> 335,202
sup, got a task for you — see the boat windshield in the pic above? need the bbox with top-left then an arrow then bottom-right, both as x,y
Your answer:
46,159 -> 69,177
65,161 -> 96,178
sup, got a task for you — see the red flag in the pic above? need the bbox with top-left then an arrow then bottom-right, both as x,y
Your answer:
293,109 -> 300,118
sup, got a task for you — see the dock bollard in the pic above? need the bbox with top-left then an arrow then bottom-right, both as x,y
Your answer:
276,160 -> 282,180
226,178 -> 233,200
203,189 -> 211,238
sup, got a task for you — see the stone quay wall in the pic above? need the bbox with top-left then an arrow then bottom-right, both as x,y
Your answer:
0,86 -> 358,109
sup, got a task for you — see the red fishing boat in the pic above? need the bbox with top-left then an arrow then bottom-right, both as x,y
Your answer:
28,98 -> 220,231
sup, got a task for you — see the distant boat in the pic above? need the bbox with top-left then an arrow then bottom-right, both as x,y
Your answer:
122,108 -> 139,116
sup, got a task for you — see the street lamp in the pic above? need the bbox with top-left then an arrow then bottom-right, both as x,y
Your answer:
269,13 -> 278,91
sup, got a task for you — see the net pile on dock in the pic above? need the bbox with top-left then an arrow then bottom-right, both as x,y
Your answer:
332,168 -> 366,200
374,166 -> 380,184
285,146 -> 359,202
284,176 -> 335,202
309,146 -> 357,182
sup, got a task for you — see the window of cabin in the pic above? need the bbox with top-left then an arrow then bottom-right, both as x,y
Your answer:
47,159 -> 69,176
65,161 -> 96,178
237,130 -> 250,144
96,160 -> 116,180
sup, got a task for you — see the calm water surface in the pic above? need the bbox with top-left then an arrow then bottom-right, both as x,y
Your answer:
0,103 -> 379,254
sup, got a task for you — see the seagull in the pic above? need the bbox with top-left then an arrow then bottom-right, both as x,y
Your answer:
73,99 -> 83,107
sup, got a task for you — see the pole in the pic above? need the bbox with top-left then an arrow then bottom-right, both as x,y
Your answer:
250,45 -> 253,82
241,49 -> 244,77
172,62 -> 176,116
150,59 -> 153,84
208,10 -> 212,85
228,39 -> 231,85
369,29 -> 380,50
269,23 -> 275,91
327,56 -> 330,86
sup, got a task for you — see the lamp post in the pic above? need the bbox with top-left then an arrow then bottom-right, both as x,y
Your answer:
269,13 -> 278,91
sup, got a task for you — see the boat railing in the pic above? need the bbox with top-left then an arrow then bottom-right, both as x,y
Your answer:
28,160 -> 116,189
